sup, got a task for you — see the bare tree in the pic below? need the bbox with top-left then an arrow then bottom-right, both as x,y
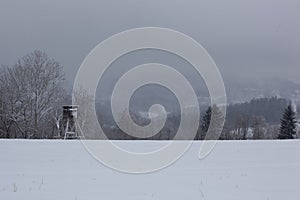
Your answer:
252,115 -> 266,139
0,50 -> 66,138
73,87 -> 99,139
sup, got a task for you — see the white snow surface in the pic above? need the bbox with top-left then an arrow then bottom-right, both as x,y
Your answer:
0,139 -> 299,200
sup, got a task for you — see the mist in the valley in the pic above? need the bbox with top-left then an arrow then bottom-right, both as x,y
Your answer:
0,0 -> 299,105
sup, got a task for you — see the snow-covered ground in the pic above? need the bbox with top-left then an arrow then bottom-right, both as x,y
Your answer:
0,139 -> 299,200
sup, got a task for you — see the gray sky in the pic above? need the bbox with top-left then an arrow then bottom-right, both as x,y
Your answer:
0,0 -> 299,84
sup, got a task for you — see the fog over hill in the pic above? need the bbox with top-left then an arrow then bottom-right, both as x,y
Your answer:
0,0 -> 299,106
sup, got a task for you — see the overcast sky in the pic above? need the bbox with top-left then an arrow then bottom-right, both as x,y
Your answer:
0,0 -> 299,84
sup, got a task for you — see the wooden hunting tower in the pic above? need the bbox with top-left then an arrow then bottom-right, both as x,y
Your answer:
62,105 -> 79,139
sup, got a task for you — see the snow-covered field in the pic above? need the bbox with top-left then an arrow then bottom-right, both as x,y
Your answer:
0,139 -> 299,200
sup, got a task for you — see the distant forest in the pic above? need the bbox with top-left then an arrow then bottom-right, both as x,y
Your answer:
98,96 -> 297,140
0,51 -> 299,140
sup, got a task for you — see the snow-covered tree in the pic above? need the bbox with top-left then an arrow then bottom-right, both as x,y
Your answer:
73,87 -> 100,139
0,50 -> 66,138
199,106 -> 211,140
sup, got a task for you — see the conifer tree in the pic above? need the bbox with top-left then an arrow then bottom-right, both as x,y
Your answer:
200,105 -> 224,140
278,104 -> 297,139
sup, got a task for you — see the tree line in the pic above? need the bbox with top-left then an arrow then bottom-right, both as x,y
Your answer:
197,101 -> 298,140
0,51 -> 298,139
101,98 -> 298,140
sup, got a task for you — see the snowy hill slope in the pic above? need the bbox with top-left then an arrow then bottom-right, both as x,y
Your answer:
0,140 -> 299,200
